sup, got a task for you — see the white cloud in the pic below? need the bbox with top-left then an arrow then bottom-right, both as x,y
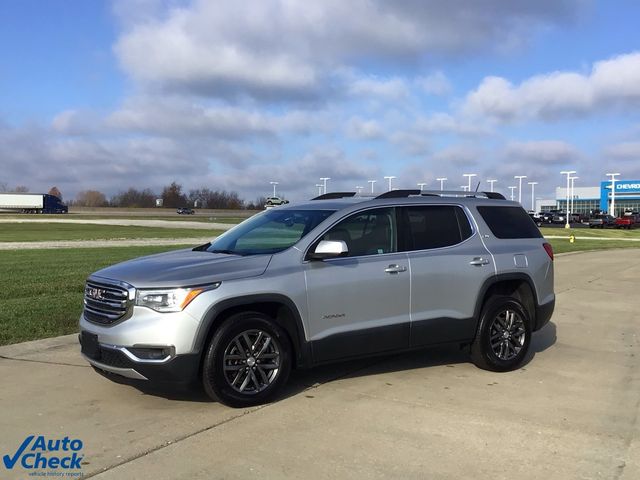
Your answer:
431,145 -> 483,167
415,113 -> 491,136
503,140 -> 581,165
348,76 -> 410,101
416,71 -> 452,96
463,52 -> 640,121
603,141 -> 640,161
347,117 -> 383,140
114,0 -> 583,101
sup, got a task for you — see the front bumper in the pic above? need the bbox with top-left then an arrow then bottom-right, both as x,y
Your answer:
79,333 -> 200,385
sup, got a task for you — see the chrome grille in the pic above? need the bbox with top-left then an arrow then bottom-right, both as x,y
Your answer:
83,280 -> 133,325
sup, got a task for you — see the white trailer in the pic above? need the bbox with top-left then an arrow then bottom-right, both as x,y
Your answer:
0,193 -> 68,213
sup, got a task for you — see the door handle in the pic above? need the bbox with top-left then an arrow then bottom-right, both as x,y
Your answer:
469,257 -> 490,266
385,264 -> 407,274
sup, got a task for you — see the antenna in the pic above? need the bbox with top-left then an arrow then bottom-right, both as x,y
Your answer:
475,181 -> 480,192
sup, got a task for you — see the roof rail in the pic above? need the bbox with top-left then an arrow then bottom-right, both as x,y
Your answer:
375,189 -> 421,199
373,189 -> 507,200
311,192 -> 357,200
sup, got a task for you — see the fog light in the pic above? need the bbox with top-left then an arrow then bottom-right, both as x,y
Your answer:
128,347 -> 172,360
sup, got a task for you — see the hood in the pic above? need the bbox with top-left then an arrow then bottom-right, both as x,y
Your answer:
90,248 -> 272,288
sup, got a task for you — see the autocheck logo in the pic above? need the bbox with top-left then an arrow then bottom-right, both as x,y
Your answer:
3,435 -> 84,474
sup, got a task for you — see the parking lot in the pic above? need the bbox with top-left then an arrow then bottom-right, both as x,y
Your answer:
1,248 -> 639,479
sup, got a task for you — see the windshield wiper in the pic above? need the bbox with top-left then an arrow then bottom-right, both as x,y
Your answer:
209,249 -> 243,255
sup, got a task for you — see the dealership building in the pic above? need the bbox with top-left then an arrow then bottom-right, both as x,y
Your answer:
552,179 -> 640,216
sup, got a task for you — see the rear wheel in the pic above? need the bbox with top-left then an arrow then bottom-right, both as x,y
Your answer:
470,296 -> 531,372
202,312 -> 292,407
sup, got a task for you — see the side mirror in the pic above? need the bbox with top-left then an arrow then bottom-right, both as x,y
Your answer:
309,240 -> 348,260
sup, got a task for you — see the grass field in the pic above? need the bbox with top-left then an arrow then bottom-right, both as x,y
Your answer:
0,223 -> 224,242
0,245 -> 192,345
540,226 -> 640,239
0,220 -> 638,346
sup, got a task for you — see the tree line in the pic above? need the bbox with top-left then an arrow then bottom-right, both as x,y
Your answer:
0,182 -> 267,210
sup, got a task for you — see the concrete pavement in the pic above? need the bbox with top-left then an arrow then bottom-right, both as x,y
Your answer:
1,249 -> 638,479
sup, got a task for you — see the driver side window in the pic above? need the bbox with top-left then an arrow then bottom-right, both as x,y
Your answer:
321,208 -> 396,257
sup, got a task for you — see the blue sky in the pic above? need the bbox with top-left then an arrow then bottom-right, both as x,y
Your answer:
1,0 -> 640,204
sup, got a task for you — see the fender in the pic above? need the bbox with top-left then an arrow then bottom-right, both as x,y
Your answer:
193,294 -> 313,368
473,272 -> 539,324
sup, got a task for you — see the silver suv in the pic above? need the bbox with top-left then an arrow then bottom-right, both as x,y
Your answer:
79,190 -> 555,407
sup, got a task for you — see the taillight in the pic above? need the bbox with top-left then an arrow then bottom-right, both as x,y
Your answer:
543,242 -> 554,261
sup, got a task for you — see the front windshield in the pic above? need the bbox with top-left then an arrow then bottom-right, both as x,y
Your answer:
206,209 -> 335,255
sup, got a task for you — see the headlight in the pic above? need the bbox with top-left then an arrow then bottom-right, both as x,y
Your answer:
135,283 -> 220,313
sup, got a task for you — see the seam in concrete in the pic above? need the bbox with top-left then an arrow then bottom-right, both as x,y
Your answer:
0,354 -> 89,368
85,406 -> 267,479
87,356 -> 392,478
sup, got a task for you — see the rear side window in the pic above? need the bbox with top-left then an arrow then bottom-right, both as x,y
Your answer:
477,206 -> 542,239
399,205 -> 473,251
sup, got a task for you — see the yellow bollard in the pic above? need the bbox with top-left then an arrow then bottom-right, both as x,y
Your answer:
569,234 -> 575,243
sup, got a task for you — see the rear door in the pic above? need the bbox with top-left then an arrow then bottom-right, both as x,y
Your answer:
398,205 -> 494,347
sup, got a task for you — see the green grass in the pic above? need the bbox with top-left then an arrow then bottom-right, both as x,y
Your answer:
548,238 -> 640,254
539,226 -> 640,239
0,245 -> 193,346
0,223 -> 223,242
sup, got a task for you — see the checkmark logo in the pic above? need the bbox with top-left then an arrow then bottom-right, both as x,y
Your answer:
3,435 -> 34,469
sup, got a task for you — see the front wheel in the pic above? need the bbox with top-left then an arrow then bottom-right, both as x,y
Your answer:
202,312 -> 292,407
470,296 -> 531,372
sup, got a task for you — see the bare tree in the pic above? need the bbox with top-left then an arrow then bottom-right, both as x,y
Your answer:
110,188 -> 157,208
0,182 -> 7,192
48,186 -> 62,200
76,190 -> 107,207
14,185 -> 29,192
161,182 -> 187,208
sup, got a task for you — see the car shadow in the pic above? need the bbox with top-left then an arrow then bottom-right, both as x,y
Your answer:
99,321 -> 557,404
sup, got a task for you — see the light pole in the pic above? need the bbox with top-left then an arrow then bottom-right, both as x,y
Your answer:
527,181 -> 538,212
320,177 -> 330,195
269,181 -> 278,197
606,172 -> 620,217
463,173 -> 477,192
487,179 -> 497,192
417,182 -> 427,191
355,186 -> 363,195
384,176 -> 396,191
460,185 -> 468,192
508,186 -> 517,201
368,180 -> 377,193
436,177 -> 447,191
315,184 -> 323,196
560,170 -> 576,229
514,175 -> 527,204
569,176 -> 578,221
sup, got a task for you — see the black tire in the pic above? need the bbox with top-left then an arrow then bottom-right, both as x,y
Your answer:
202,312 -> 292,407
470,296 -> 531,372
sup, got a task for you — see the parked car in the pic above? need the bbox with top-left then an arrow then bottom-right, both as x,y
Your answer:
177,207 -> 195,215
79,190 -> 555,407
551,212 -> 567,224
615,212 -> 640,229
538,211 -> 555,224
588,214 -> 616,229
265,196 -> 289,206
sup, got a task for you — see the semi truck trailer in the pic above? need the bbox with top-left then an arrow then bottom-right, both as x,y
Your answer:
0,193 -> 68,213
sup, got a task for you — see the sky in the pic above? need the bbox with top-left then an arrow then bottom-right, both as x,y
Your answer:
1,0 -> 640,205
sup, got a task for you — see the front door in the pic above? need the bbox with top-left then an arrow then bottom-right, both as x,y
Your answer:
304,207 -> 410,363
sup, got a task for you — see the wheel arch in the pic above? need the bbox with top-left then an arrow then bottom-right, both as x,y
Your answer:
474,274 -> 538,331
194,294 -> 311,373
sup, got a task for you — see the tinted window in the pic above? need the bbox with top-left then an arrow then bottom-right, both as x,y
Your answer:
477,206 -> 542,239
320,208 -> 396,257
399,205 -> 472,251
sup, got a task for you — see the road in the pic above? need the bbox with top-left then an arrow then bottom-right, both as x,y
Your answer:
0,249 -> 638,479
